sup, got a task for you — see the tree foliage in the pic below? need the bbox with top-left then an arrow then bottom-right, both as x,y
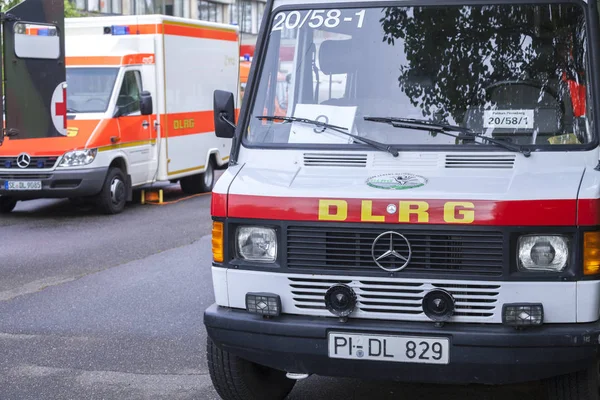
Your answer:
1,0 -> 81,16
378,4 -> 586,123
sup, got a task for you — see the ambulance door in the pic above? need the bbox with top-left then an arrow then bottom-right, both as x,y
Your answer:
113,68 -> 153,185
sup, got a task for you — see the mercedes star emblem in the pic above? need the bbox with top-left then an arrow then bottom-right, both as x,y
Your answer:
371,231 -> 412,272
16,153 -> 31,169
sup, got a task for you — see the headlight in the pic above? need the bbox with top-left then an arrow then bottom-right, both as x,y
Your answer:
236,226 -> 277,262
517,235 -> 569,272
59,149 -> 97,167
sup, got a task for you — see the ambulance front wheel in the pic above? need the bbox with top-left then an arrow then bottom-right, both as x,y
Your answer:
207,335 -> 296,400
180,159 -> 215,195
545,359 -> 600,400
0,196 -> 17,213
95,167 -> 127,215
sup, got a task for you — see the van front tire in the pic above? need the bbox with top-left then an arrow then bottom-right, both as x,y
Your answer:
180,159 -> 214,194
0,196 -> 17,213
206,335 -> 296,400
95,167 -> 127,215
545,361 -> 600,400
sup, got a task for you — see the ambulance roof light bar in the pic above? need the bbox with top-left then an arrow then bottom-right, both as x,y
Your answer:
104,25 -> 131,35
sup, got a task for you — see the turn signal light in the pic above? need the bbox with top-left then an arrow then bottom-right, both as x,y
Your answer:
212,221 -> 224,263
584,232 -> 600,275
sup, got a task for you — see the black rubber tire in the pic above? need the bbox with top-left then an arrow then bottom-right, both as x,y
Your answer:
0,196 -> 17,213
95,167 -> 127,215
180,159 -> 215,195
545,362 -> 599,400
206,335 -> 296,400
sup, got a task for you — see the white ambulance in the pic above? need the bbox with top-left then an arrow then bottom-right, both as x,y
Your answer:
0,15 -> 239,214
204,1 -> 600,399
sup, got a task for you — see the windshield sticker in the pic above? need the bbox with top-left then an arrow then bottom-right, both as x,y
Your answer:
483,110 -> 534,130
366,173 -> 428,190
272,9 -> 366,32
288,104 -> 357,144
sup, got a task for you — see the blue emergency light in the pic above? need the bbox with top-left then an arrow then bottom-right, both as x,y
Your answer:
111,25 -> 131,35
37,28 -> 50,36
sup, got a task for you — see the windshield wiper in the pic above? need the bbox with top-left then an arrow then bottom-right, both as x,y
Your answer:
66,108 -> 79,113
256,115 -> 399,157
364,116 -> 531,157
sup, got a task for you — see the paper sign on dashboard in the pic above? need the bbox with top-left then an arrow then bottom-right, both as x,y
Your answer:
288,104 -> 357,144
483,109 -> 534,130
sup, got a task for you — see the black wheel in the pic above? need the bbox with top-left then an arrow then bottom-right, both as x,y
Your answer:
180,159 -> 215,195
545,360 -> 599,400
206,335 -> 296,400
95,167 -> 127,215
0,196 -> 17,213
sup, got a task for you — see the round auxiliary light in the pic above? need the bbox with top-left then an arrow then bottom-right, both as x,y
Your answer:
325,284 -> 357,318
422,289 -> 455,322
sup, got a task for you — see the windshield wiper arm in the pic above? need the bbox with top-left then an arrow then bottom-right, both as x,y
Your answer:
256,115 -> 399,157
364,116 -> 531,157
66,108 -> 79,113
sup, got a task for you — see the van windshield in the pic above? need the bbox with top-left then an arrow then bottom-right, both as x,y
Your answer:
246,3 -> 591,149
66,67 -> 119,113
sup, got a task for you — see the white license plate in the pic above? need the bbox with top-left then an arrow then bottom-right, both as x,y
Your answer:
4,181 -> 42,190
328,332 -> 449,364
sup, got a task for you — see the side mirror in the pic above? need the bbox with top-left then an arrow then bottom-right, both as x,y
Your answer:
213,90 -> 235,138
140,91 -> 152,116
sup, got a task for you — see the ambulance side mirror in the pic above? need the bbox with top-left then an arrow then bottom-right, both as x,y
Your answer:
140,91 -> 153,116
213,90 -> 236,138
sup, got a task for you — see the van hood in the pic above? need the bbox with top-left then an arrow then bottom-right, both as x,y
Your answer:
223,160 -> 587,226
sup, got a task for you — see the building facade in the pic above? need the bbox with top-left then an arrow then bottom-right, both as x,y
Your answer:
70,0 -> 265,51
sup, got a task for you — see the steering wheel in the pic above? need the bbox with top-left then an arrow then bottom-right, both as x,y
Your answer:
475,79 -> 565,116
84,98 -> 107,107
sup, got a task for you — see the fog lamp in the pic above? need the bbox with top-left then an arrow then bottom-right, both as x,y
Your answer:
324,284 -> 357,318
502,303 -> 543,326
246,292 -> 281,317
422,289 -> 455,322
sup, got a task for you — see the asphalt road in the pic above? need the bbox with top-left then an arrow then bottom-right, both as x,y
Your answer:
0,180 -> 545,399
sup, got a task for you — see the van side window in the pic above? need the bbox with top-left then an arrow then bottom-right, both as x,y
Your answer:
117,70 -> 142,115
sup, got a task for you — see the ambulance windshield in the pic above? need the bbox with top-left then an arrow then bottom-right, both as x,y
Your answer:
246,3 -> 591,149
66,67 -> 119,113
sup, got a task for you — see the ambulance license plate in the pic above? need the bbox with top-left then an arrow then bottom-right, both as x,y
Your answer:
4,181 -> 42,190
328,332 -> 449,364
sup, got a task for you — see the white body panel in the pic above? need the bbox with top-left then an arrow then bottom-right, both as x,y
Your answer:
160,31 -> 237,180
225,149 -> 598,202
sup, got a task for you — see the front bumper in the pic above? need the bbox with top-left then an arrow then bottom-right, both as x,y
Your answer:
0,167 -> 108,199
204,304 -> 600,385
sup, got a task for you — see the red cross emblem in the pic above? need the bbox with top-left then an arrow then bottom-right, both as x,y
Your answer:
55,86 -> 67,129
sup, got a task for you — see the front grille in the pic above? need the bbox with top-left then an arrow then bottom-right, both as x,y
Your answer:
286,226 -> 504,277
0,156 -> 58,169
289,277 -> 500,320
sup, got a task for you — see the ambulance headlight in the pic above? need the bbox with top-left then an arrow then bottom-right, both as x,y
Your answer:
236,226 -> 277,262
59,149 -> 97,167
517,235 -> 569,272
